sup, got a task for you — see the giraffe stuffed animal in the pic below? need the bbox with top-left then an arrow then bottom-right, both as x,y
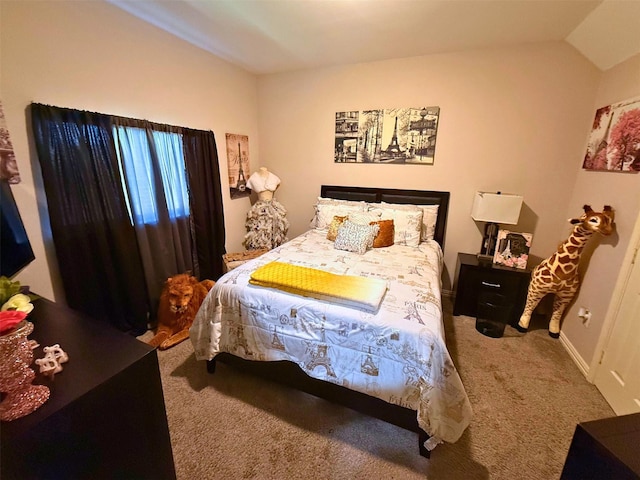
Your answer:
516,205 -> 614,338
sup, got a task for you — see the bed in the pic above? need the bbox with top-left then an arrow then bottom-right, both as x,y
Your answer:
190,185 -> 472,456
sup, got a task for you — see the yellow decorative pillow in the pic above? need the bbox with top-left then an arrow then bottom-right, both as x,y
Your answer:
370,219 -> 395,248
326,215 -> 347,241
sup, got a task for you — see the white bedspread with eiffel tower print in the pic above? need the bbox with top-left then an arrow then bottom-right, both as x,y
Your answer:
190,229 -> 472,449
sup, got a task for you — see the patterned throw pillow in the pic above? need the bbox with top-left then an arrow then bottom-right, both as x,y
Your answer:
326,215 -> 347,241
369,219 -> 394,248
334,220 -> 380,254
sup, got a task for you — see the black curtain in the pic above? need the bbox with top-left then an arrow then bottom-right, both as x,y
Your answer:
183,129 -> 226,280
31,104 -> 149,334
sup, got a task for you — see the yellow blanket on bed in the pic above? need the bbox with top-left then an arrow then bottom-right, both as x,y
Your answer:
249,261 -> 388,312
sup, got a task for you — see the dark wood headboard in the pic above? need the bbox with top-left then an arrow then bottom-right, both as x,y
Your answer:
320,185 -> 450,251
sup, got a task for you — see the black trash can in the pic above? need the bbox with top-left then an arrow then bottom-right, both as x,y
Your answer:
475,292 -> 513,338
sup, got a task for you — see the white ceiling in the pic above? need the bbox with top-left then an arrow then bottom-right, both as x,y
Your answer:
108,0 -> 640,75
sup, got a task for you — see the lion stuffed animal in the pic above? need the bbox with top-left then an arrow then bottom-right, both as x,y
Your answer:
147,274 -> 215,350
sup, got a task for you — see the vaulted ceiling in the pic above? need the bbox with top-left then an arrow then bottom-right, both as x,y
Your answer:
108,0 -> 640,75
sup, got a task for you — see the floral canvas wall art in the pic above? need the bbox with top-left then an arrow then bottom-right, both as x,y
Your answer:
582,95 -> 640,172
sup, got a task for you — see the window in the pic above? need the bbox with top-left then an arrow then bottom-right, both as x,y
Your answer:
113,125 -> 190,225
31,102 -> 226,332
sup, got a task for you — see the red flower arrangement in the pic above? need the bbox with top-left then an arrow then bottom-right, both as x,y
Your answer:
0,310 -> 27,335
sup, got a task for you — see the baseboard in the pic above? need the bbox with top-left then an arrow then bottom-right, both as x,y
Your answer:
560,331 -> 590,380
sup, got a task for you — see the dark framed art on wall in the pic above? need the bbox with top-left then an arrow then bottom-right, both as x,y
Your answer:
334,107 -> 440,165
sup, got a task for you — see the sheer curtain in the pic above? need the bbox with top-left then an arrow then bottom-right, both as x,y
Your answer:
30,103 -> 226,332
113,119 -> 193,317
30,104 -> 149,333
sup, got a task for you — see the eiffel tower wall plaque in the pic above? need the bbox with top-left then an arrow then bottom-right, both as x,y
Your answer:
334,107 -> 440,164
226,133 -> 252,199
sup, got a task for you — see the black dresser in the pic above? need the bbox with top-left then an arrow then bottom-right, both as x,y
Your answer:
1,297 -> 176,480
561,413 -> 640,479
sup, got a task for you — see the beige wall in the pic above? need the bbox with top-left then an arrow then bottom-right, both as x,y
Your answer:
257,43 -> 601,291
3,0 -> 637,371
1,0 -> 258,301
258,47 -> 640,370
562,53 -> 640,367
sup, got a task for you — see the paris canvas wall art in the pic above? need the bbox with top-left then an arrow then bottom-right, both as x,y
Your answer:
582,95 -> 640,172
334,107 -> 440,164
226,133 -> 251,199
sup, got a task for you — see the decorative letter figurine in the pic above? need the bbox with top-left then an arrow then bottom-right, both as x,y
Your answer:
36,344 -> 69,378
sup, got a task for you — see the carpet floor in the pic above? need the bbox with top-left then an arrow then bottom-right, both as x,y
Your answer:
139,296 -> 614,479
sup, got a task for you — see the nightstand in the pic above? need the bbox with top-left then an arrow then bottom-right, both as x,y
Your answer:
453,252 -> 531,327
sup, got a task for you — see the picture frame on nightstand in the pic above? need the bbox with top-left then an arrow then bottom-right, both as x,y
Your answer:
493,229 -> 532,270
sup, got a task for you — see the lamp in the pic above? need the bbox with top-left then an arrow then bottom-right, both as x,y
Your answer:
471,191 -> 523,261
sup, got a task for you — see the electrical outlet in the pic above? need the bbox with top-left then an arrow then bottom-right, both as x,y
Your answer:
578,307 -> 592,327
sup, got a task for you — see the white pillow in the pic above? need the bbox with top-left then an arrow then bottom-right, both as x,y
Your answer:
379,202 -> 439,241
312,202 -> 367,230
348,210 -> 382,225
317,197 -> 367,207
378,206 -> 423,247
420,205 -> 439,241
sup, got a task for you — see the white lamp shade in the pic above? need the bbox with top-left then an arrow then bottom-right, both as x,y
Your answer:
471,191 -> 523,225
